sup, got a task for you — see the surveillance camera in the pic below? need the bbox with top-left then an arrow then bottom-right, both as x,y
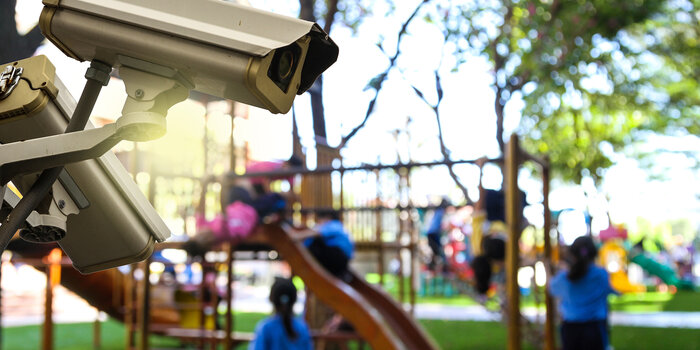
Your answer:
0,56 -> 169,273
40,0 -> 339,114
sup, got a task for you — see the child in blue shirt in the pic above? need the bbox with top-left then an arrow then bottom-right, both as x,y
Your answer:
300,209 -> 354,282
250,277 -> 312,350
425,199 -> 449,273
549,236 -> 618,350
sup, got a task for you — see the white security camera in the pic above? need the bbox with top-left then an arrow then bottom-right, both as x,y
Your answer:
0,56 -> 169,273
0,0 -> 338,273
40,0 -> 339,114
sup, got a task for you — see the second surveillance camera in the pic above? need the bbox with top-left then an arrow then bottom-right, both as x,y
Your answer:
40,0 -> 339,114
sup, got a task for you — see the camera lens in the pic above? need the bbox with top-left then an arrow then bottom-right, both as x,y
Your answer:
267,44 -> 301,93
275,50 -> 294,81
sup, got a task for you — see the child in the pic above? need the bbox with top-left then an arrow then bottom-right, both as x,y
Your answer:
471,234 -> 506,294
549,236 -> 617,350
425,198 -> 449,273
184,180 -> 286,258
250,277 -> 312,350
299,209 -> 355,282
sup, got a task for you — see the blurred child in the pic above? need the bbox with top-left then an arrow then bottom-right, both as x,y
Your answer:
425,198 -> 450,273
184,179 -> 286,259
471,234 -> 506,295
250,277 -> 312,350
549,236 -> 618,350
295,209 -> 355,282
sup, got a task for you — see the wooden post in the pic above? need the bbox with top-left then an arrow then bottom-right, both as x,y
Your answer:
124,265 -> 135,349
396,169 -> 405,304
224,243 -> 234,350
137,258 -> 152,350
339,169 -> 344,211
375,170 -> 384,287
406,173 -> 416,314
505,134 -> 522,350
198,263 -> 207,350
43,264 -> 54,350
542,159 -> 556,350
93,316 -> 101,349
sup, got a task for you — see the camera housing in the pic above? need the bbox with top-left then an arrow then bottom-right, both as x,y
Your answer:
0,56 -> 170,273
40,0 -> 339,114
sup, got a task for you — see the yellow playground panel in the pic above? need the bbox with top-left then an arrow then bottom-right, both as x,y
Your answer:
599,240 -> 645,293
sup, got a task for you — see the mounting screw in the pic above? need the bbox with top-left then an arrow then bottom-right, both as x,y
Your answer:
135,89 -> 145,99
58,200 -> 66,210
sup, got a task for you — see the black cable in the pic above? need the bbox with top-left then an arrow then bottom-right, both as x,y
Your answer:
0,61 -> 111,253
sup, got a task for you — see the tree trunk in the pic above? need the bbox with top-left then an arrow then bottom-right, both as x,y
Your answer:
298,0 -> 328,143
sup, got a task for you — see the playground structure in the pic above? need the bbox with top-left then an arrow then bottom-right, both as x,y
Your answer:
2,117 -> 559,350
0,54 -> 557,350
599,224 -> 695,293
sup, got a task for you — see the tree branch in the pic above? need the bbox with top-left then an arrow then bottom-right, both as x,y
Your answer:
299,0 -> 316,21
407,70 -> 473,204
323,0 -> 340,34
339,0 -> 431,149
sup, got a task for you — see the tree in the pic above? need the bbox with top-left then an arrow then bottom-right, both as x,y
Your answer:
298,0 -> 340,145
437,0 -> 698,183
297,0 -> 377,146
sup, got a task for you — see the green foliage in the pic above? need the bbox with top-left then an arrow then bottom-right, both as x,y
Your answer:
438,0 -> 698,183
631,217 -> 698,251
336,0 -> 381,33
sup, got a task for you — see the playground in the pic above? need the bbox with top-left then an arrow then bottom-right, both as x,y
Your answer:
1,0 -> 700,350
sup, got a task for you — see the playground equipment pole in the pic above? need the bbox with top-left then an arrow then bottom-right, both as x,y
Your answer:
137,256 -> 152,350
224,243 -> 234,350
542,158 -> 556,350
42,263 -> 52,350
504,135 -> 556,350
124,265 -> 135,348
505,134 -> 522,350
374,169 -> 385,287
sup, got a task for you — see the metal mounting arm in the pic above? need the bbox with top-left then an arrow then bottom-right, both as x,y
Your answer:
0,61 -> 189,251
0,111 -> 166,185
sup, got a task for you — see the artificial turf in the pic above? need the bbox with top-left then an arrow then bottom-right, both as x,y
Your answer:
3,315 -> 700,350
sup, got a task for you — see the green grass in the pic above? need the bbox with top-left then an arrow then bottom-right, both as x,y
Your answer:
420,319 -> 536,350
608,290 -> 700,313
2,320 -> 180,350
610,326 -> 700,350
419,320 -> 700,350
1,313 -> 268,350
7,317 -> 699,350
662,290 -> 700,312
